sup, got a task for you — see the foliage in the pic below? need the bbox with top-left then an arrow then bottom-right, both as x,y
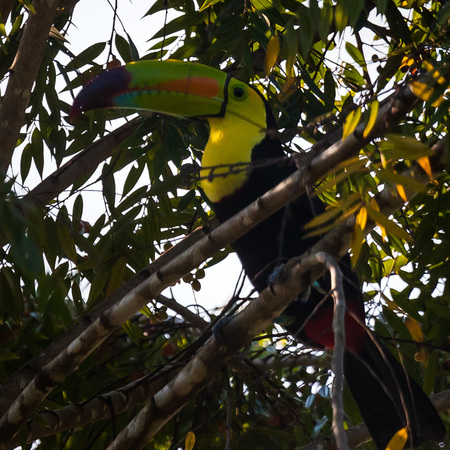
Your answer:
0,0 -> 449,448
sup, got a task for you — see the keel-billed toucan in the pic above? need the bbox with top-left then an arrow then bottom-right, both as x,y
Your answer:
71,60 -> 445,449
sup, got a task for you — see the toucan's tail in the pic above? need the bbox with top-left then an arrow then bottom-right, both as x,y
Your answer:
344,338 -> 445,449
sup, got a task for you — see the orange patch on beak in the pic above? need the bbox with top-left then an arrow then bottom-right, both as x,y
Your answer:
155,76 -> 220,98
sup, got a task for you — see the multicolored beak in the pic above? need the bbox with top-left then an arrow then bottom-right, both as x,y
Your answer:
70,60 -> 229,122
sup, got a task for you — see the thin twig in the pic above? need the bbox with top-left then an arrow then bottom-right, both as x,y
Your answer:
312,253 -> 347,450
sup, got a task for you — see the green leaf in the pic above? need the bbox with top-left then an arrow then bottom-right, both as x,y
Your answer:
66,42 -> 106,71
125,32 -> 140,61
342,107 -> 361,141
365,206 -> 412,242
31,128 -> 44,177
363,100 -> 379,138
115,34 -> 134,63
265,35 -> 280,75
102,164 -> 116,212
380,134 -> 434,160
150,13 -> 200,40
106,257 -> 127,296
284,21 -> 298,78
56,225 -> 78,261
199,0 -> 223,12
123,163 -> 145,197
10,14 -> 24,35
20,144 -> 32,183
345,42 -> 366,70
177,190 -> 195,212
377,169 -> 427,195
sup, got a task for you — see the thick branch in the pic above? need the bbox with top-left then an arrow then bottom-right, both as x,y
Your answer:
0,0 -> 60,177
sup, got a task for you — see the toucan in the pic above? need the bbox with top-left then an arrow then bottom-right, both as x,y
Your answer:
71,60 -> 445,449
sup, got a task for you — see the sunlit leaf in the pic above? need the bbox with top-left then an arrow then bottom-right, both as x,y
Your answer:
377,169 -> 427,196
350,222 -> 364,267
363,100 -> 379,138
356,206 -> 367,230
405,317 -> 424,342
265,35 -> 280,75
410,80 -> 437,101
381,134 -> 434,160
417,156 -> 433,180
386,427 -> 408,450
199,0 -> 222,11
185,431 -> 196,450
342,107 -> 361,141
396,184 -> 408,202
366,206 -> 412,242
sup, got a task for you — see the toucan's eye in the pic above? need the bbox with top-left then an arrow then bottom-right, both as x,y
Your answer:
233,86 -> 246,99
233,87 -> 245,97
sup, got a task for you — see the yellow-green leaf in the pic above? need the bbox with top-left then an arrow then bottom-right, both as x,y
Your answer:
185,431 -> 196,450
316,159 -> 368,193
380,134 -> 433,160
265,35 -> 280,75
350,222 -> 364,267
377,169 -> 427,195
396,184 -> 408,202
304,203 -> 360,238
405,317 -> 424,343
199,0 -> 222,12
386,427 -> 408,450
304,206 -> 342,230
410,80 -> 435,101
363,100 -> 379,138
342,107 -> 361,141
356,206 -> 367,230
417,156 -> 433,180
365,206 -> 412,242
284,22 -> 297,78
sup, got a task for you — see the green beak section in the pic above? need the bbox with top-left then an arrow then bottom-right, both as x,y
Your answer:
70,60 -> 228,120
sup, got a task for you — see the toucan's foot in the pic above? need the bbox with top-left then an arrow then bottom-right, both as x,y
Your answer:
213,316 -> 233,345
268,264 -> 285,294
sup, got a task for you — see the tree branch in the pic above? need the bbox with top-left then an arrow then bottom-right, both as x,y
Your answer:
0,0 -> 60,177
312,253 -> 347,450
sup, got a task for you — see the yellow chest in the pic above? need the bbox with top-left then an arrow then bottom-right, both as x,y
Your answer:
200,116 -> 265,203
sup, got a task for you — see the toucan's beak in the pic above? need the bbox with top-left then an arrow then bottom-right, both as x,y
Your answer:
70,60 -> 228,121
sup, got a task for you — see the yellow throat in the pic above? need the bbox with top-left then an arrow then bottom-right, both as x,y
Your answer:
200,99 -> 267,203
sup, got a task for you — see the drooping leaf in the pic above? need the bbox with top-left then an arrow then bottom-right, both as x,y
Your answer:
363,100 -> 379,138
342,107 -> 361,141
265,35 -> 280,75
